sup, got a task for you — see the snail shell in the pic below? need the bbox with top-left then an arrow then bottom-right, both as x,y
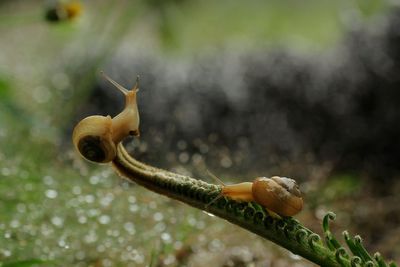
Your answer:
72,115 -> 115,163
209,172 -> 304,217
252,176 -> 303,217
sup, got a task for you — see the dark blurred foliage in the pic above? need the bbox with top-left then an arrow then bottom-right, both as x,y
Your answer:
74,7 -> 400,188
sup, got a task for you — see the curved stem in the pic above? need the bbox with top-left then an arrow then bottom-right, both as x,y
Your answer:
112,143 -> 348,267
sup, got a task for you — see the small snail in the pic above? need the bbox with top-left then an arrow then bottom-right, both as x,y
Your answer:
45,0 -> 83,22
72,72 -> 140,163
207,172 -> 303,217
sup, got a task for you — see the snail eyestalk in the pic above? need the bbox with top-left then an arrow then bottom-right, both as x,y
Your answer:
101,71 -> 129,94
104,72 -> 141,142
206,169 -> 226,186
133,75 -> 140,91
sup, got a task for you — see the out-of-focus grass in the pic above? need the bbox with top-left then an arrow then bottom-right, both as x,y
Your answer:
148,0 -> 389,52
0,0 -> 393,266
162,1 -> 344,51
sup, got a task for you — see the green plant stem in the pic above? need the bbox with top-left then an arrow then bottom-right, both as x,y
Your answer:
112,143 -> 397,267
112,143 -> 344,266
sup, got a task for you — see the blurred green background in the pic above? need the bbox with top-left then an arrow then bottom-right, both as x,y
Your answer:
0,0 -> 398,266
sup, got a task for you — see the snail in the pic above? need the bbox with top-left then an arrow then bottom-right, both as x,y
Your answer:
207,171 -> 303,217
45,0 -> 83,22
72,72 -> 140,163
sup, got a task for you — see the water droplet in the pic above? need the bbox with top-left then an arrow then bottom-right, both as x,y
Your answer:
202,211 -> 216,217
123,222 -> 135,233
101,170 -> 111,178
192,153 -> 203,165
43,175 -> 54,185
289,252 -> 302,260
99,193 -> 114,207
199,143 -> 209,154
208,239 -> 224,251
51,216 -> 64,227
129,204 -> 138,213
128,196 -> 136,203
161,232 -> 172,243
89,175 -> 100,185
85,194 -> 95,203
99,214 -> 111,225
112,230 -> 120,237
177,140 -> 187,150
163,254 -> 176,265
58,239 -> 67,248
107,229 -> 119,237
230,246 -> 253,262
97,244 -> 106,252
1,167 -> 11,176
45,189 -> 58,199
10,219 -> 20,228
72,186 -> 81,195
120,180 -> 130,189
41,224 -> 54,236
102,258 -> 112,267
87,209 -> 100,217
178,152 -> 189,163
220,156 -> 232,168
1,249 -> 11,257
78,215 -> 87,224
23,224 -> 36,236
67,198 -> 79,208
130,249 -> 144,264
153,212 -> 164,221
84,230 -> 98,243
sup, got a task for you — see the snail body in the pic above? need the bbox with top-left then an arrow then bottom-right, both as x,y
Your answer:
208,173 -> 303,217
72,72 -> 140,163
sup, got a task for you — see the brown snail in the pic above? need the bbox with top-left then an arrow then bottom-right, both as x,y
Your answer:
207,172 -> 303,217
72,72 -> 140,163
45,0 -> 83,22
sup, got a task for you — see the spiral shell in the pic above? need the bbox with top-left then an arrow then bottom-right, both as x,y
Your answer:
72,115 -> 116,163
252,176 -> 303,216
